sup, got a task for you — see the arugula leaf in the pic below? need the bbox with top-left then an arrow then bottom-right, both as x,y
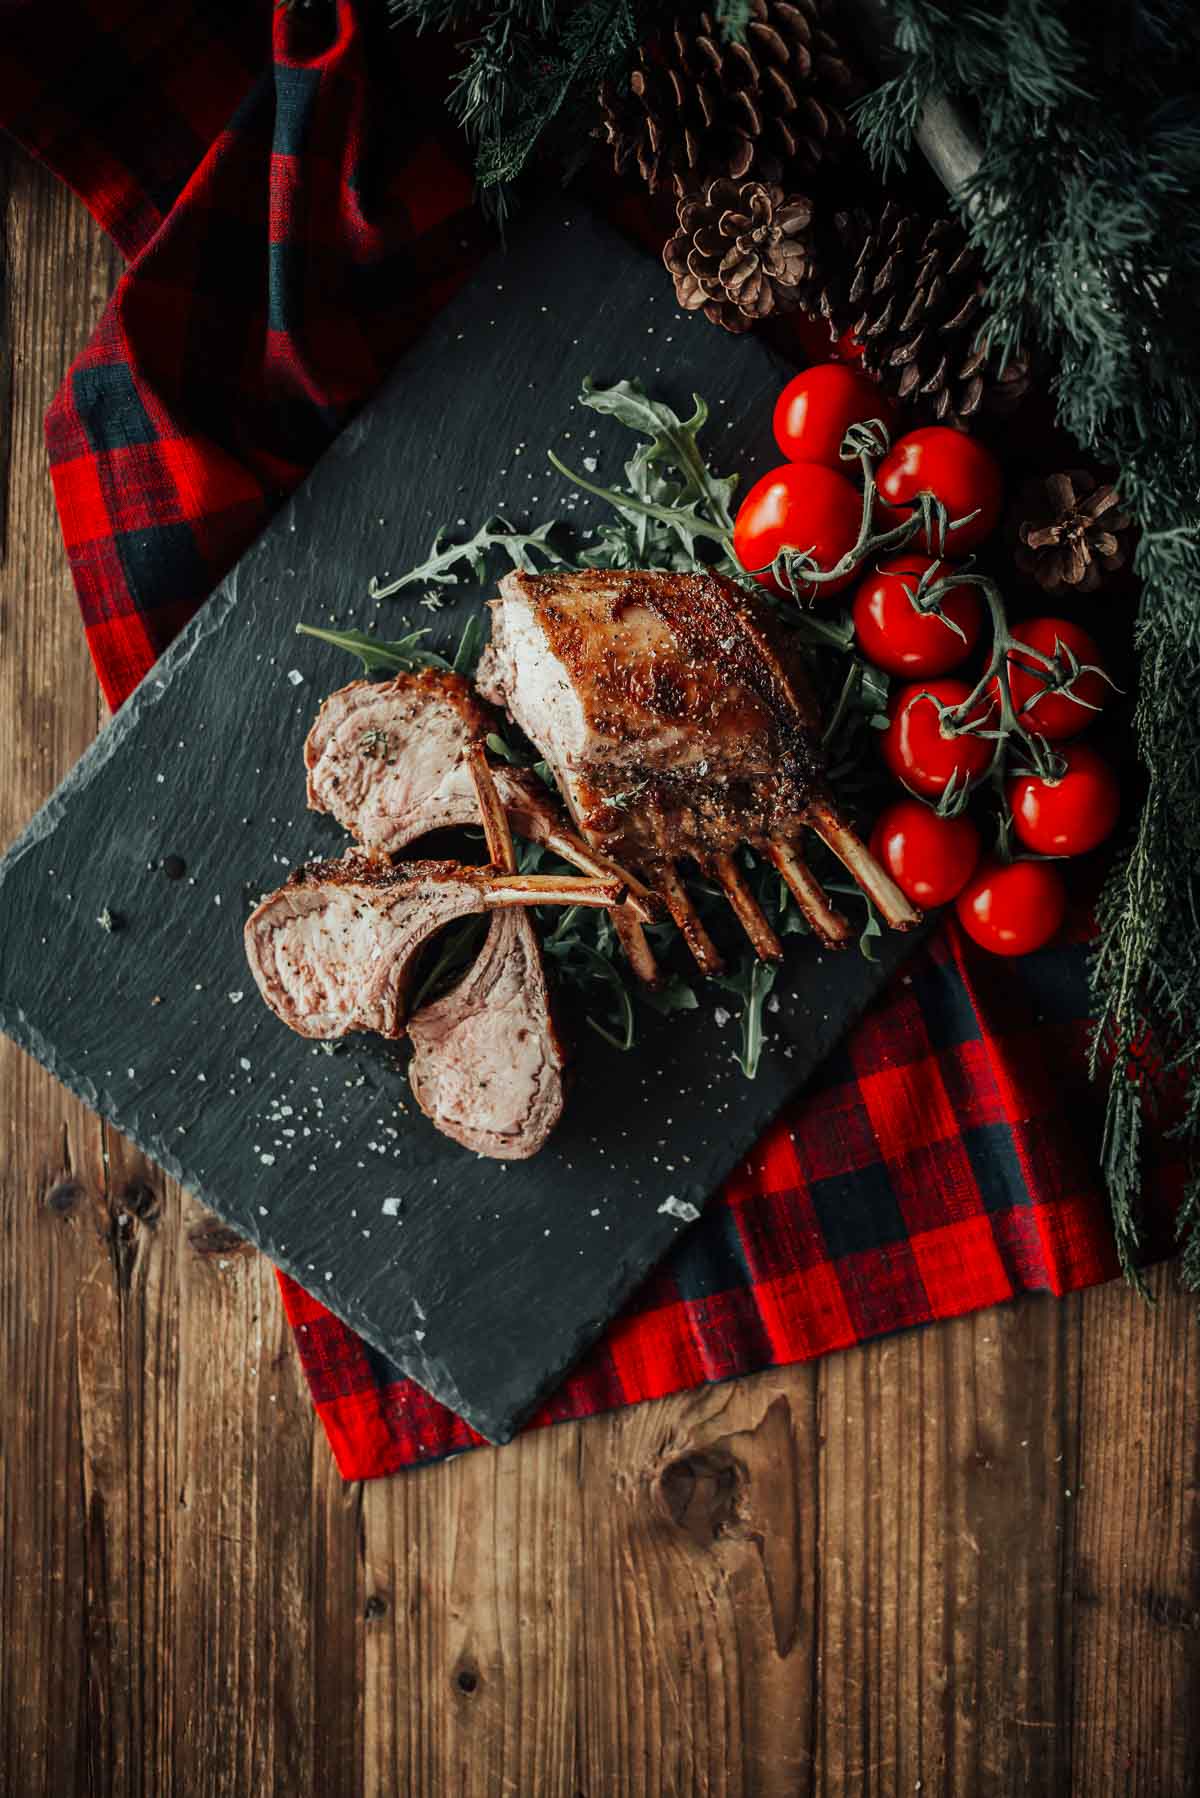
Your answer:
452,611 -> 486,676
714,958 -> 778,1078
641,973 -> 700,1016
369,516 -> 566,598
578,377 -> 739,536
295,623 -> 451,676
549,376 -> 744,575
543,934 -> 636,1051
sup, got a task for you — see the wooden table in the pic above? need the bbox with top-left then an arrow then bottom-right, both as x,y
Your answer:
1,148 -> 1198,1798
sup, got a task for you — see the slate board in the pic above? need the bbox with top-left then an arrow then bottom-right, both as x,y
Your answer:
0,207 -> 919,1444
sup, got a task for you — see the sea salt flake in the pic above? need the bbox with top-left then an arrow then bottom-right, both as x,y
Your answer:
287,669 -> 304,686
381,1197 -> 402,1217
658,1195 -> 700,1223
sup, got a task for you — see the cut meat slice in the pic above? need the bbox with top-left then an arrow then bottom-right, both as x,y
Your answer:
244,855 -> 618,1040
408,752 -> 566,1159
304,669 -> 658,925
407,909 -> 567,1160
305,670 -> 493,854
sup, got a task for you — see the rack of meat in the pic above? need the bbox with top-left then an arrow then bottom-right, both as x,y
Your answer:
245,568 -> 920,1159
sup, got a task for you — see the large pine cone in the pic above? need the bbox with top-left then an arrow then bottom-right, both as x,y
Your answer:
1012,470 -> 1134,595
808,202 -> 1032,429
664,178 -> 816,332
599,0 -> 857,198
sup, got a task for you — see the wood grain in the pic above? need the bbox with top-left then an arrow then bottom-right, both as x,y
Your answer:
0,151 -> 1198,1798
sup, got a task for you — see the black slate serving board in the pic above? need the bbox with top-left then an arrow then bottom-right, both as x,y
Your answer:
0,208 -> 918,1444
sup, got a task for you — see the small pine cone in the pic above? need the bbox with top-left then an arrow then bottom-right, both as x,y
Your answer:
599,0 -> 858,199
1012,470 -> 1135,595
664,178 -> 816,332
808,202 -> 1032,428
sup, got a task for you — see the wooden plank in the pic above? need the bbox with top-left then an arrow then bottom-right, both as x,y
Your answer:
0,142 -> 124,1798
1069,1263 -> 1200,1797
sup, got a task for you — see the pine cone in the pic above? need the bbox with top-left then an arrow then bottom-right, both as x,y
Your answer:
664,179 -> 816,332
809,202 -> 1032,429
1012,471 -> 1134,595
599,0 -> 857,199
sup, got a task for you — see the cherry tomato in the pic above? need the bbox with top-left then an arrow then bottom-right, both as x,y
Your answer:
835,328 -> 865,364
875,426 -> 1003,554
869,799 -> 981,907
852,554 -> 982,677
1008,743 -> 1120,856
880,678 -> 992,800
1000,616 -> 1111,741
733,462 -> 862,596
955,857 -> 1067,957
773,363 -> 892,469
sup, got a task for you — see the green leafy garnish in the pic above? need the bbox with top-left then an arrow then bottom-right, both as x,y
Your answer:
294,623 -> 450,676
367,516 -> 565,598
715,959 -> 778,1080
642,973 -> 700,1017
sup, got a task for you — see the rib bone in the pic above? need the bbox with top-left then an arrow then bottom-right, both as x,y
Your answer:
766,838 -> 853,948
712,852 -> 783,961
657,862 -> 724,977
804,800 -> 923,932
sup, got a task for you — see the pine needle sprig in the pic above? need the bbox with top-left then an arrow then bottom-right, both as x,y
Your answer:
389,0 -> 648,217
856,0 -> 1200,1285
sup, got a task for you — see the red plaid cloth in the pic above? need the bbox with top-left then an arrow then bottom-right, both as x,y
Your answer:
3,0 -> 1169,1479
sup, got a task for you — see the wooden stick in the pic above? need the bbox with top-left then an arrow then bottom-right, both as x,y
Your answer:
657,862 -> 725,977
804,801 -> 923,931
711,852 -> 783,962
766,838 -> 853,948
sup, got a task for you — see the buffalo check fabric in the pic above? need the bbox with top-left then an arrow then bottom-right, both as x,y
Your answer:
3,0 -> 1174,1479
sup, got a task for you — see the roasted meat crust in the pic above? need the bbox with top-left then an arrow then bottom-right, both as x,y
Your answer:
476,566 -> 828,864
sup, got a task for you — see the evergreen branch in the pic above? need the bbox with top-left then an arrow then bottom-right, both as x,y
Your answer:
856,0 -> 1200,1286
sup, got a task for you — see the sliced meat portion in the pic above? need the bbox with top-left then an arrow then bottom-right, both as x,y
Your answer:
305,670 -> 493,854
477,568 -> 921,966
408,909 -> 566,1159
305,668 -> 660,973
408,752 -> 566,1158
244,854 -> 619,1040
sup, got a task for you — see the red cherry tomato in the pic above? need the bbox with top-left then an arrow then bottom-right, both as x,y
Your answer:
852,554 -> 982,677
880,678 -> 992,800
836,328 -> 865,364
733,462 -> 862,596
1008,743 -> 1120,856
1000,616 -> 1111,741
955,857 -> 1067,957
772,363 -> 892,469
875,426 -> 1003,554
869,799 -> 981,907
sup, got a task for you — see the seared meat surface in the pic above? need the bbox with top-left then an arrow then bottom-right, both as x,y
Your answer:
477,568 -> 921,970
476,567 -> 822,864
244,855 -> 617,1039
